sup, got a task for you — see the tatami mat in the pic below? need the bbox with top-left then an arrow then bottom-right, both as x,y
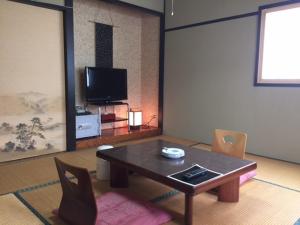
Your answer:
246,154 -> 300,191
0,149 -> 97,195
12,176 -> 300,225
1,135 -> 300,225
159,180 -> 300,225
192,144 -> 300,191
0,193 -> 46,225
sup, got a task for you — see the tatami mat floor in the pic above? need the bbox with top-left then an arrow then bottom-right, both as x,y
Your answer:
193,143 -> 300,191
0,135 -> 300,225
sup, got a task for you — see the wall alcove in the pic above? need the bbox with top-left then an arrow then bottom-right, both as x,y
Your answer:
74,0 -> 164,148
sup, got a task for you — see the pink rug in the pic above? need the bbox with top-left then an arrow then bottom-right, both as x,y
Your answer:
53,192 -> 172,225
240,170 -> 257,185
96,192 -> 172,225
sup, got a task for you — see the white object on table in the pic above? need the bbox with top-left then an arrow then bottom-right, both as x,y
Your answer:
161,147 -> 185,159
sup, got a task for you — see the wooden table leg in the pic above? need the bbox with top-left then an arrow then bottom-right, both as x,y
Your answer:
185,193 -> 193,225
110,162 -> 128,188
218,177 -> 239,202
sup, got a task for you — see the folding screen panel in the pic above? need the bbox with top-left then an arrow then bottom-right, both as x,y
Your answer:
0,1 -> 66,162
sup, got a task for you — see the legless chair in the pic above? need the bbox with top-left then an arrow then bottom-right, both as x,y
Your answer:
54,157 -> 97,225
212,129 -> 247,159
212,129 -> 256,185
54,157 -> 171,225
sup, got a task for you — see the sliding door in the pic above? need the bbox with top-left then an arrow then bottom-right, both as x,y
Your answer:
0,1 -> 66,162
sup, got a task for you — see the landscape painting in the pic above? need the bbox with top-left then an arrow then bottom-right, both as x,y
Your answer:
0,92 -> 66,162
0,1 -> 66,162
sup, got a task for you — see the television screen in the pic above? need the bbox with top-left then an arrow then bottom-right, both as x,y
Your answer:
85,67 -> 127,103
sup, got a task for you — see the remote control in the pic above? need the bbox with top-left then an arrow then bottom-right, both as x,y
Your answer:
183,168 -> 207,180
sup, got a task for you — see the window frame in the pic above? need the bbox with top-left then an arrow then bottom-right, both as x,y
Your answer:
255,1 -> 300,87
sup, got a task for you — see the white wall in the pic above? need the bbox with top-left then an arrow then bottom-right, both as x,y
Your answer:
164,0 -> 300,163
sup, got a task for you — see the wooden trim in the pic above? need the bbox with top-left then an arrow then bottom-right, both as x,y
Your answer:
158,14 -> 165,132
64,2 -> 76,151
8,0 -> 67,10
165,11 -> 258,32
259,0 -> 300,11
65,0 -> 73,8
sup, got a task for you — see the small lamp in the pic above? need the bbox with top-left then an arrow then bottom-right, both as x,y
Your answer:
129,109 -> 142,130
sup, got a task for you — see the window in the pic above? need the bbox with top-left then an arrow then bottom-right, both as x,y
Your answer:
256,2 -> 300,86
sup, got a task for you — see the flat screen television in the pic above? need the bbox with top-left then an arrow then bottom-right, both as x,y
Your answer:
84,67 -> 127,103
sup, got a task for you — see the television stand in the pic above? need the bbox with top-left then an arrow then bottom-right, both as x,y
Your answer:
88,102 -> 130,132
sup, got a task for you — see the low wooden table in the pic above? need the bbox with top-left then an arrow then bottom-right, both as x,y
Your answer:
96,140 -> 257,225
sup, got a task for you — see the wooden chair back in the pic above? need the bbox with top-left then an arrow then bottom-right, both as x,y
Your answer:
212,129 -> 247,159
54,157 -> 97,225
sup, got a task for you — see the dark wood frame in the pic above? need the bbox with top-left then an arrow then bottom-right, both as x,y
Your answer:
159,9 -> 165,130
8,0 -> 76,151
165,11 -> 258,32
254,0 -> 300,87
